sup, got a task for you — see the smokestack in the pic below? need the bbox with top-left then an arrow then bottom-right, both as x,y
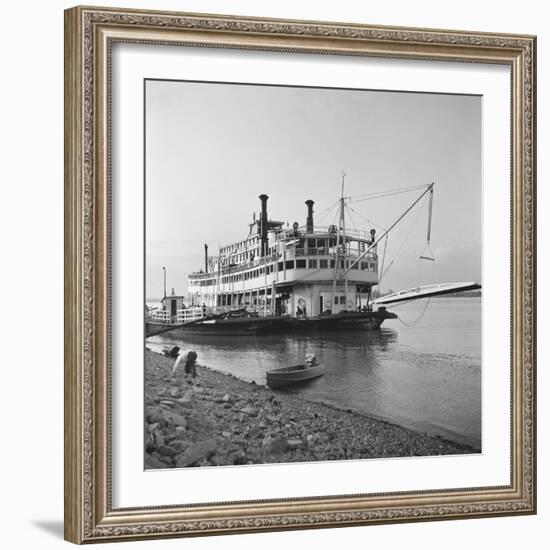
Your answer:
305,200 -> 314,233
259,194 -> 269,257
204,243 -> 208,273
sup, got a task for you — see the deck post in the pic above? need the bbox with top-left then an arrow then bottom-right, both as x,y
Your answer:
271,282 -> 276,314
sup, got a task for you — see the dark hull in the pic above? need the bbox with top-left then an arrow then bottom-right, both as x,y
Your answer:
146,310 -> 397,337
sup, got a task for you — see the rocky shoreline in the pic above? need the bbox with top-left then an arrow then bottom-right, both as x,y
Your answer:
145,349 -> 476,469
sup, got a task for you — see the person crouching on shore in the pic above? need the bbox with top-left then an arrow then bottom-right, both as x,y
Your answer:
172,349 -> 199,385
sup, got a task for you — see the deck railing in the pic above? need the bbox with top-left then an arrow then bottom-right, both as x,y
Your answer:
147,306 -> 274,324
189,249 -> 377,279
176,308 -> 207,323
147,310 -> 171,322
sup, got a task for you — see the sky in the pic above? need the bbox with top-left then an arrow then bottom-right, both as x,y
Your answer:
145,79 -> 481,300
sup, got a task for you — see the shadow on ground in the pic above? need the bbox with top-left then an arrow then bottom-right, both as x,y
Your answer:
33,520 -> 64,539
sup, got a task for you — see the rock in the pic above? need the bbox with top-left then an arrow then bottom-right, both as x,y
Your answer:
146,406 -> 166,425
157,445 -> 178,458
168,412 -> 187,428
171,439 -> 190,453
145,438 -> 156,454
177,389 -> 194,408
209,454 -> 229,466
159,400 -> 175,407
287,438 -> 303,449
144,391 -> 155,403
223,403 -> 232,409
170,387 -> 181,398
222,393 -> 231,402
221,431 -> 232,438
176,438 -> 218,468
156,453 -> 174,466
175,426 -> 186,436
247,427 -> 262,439
145,454 -> 167,469
241,406 -> 258,417
267,437 -> 289,455
233,453 -> 248,465
152,431 -> 166,448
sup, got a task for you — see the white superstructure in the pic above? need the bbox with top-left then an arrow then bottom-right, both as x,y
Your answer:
188,194 -> 379,318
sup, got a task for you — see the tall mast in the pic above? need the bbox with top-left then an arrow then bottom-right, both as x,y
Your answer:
331,172 -> 346,313
342,173 -> 349,308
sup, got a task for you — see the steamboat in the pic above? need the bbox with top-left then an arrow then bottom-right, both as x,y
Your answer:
146,180 -> 480,337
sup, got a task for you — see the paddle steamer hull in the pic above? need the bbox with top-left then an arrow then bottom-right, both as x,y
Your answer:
146,309 -> 396,337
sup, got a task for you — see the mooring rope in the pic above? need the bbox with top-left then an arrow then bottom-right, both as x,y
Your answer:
395,298 -> 431,328
252,323 -> 267,383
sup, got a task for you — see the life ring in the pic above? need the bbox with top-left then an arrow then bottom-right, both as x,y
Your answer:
347,299 -> 354,309
297,298 -> 306,308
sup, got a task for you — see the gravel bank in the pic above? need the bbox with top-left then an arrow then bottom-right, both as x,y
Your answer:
144,349 -> 476,469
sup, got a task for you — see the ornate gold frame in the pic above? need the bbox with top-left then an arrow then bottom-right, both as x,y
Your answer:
64,5 -> 536,544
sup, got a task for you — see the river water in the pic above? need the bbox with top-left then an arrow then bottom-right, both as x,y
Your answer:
146,297 -> 481,450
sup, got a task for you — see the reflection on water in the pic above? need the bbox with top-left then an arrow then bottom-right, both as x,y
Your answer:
147,298 -> 481,449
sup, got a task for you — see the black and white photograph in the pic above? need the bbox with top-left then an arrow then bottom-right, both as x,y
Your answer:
144,79 -> 482,469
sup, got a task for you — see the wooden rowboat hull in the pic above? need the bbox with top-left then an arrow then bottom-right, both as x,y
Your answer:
266,364 -> 325,389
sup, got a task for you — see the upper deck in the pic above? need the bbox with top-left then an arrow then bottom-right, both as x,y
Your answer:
189,225 -> 378,288
188,193 -> 380,302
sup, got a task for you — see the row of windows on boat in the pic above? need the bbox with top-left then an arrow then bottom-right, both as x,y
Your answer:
218,238 -> 374,266
190,259 -> 377,287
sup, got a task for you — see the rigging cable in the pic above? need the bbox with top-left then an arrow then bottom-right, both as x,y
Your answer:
346,203 -> 388,232
379,198 -> 428,280
378,234 -> 389,284
347,183 -> 428,200
252,318 -> 268,383
393,298 -> 432,328
314,200 -> 340,223
345,203 -> 359,233
348,184 -> 430,205
417,186 -> 435,287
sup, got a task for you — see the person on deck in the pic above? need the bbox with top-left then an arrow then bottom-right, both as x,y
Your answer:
305,353 -> 318,367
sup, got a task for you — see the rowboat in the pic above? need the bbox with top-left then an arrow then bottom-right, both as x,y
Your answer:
266,363 -> 325,389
